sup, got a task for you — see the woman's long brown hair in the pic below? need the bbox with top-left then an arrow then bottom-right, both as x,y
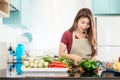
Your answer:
69,8 -> 97,57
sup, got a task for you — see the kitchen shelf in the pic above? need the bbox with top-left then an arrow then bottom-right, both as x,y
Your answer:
0,0 -> 10,17
1,0 -> 9,3
3,0 -> 30,29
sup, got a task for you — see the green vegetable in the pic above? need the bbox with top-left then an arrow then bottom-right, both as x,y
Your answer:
58,56 -> 73,68
58,56 -> 66,62
42,55 -> 51,62
78,59 -> 100,71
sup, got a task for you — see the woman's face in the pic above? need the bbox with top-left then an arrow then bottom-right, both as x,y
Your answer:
77,17 -> 90,33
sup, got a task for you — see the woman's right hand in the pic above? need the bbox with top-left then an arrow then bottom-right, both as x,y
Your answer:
70,54 -> 83,65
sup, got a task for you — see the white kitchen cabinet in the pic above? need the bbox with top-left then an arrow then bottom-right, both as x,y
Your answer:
97,16 -> 120,45
96,16 -> 120,61
0,0 -> 10,17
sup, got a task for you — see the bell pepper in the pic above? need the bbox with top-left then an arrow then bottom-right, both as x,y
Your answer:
49,61 -> 68,68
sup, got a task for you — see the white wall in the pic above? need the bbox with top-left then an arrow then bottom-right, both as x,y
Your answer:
0,18 -> 22,43
28,0 -> 90,55
79,0 -> 92,9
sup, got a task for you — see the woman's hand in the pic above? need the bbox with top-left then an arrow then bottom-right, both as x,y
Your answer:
71,54 -> 83,65
91,56 -> 97,61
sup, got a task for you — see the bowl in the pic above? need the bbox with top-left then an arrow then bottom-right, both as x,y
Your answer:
77,59 -> 100,72
101,61 -> 114,71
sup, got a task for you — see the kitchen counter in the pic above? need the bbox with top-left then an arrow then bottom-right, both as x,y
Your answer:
1,66 -> 120,80
0,70 -> 120,80
1,60 -> 119,80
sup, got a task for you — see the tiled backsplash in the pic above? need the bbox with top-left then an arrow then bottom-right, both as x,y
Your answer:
97,47 -> 120,61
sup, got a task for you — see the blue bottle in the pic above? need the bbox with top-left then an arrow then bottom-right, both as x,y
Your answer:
16,44 -> 25,59
16,44 -> 25,75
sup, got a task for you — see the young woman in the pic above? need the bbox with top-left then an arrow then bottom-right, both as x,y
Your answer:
59,8 -> 97,65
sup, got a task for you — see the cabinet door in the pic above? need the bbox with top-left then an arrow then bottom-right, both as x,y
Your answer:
3,0 -> 30,29
92,0 -> 120,14
97,16 -> 120,45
